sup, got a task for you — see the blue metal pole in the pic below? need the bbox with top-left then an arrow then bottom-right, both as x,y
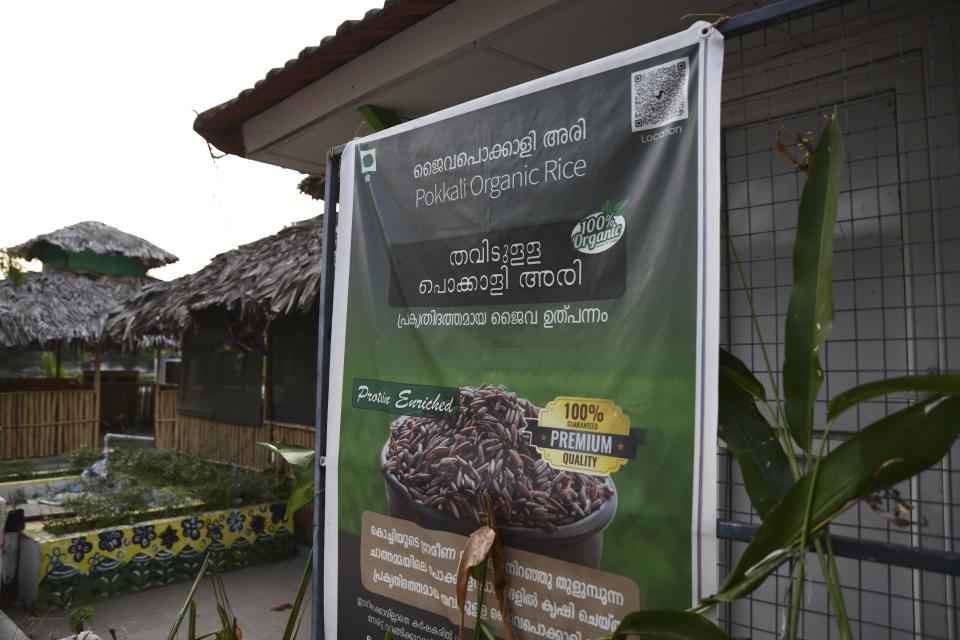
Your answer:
313,150 -> 340,640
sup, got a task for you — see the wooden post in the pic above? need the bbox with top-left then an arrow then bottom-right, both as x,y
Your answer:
263,327 -> 273,469
93,342 -> 102,449
54,342 -> 63,382
55,341 -> 64,452
263,327 -> 272,424
153,347 -> 161,439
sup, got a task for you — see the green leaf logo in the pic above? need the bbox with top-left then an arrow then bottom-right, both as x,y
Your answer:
360,149 -> 377,173
571,198 -> 627,254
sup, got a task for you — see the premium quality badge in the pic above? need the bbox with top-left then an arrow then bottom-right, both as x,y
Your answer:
528,397 -> 645,475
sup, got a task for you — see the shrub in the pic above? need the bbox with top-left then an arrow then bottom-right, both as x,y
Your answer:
66,447 -> 102,473
44,449 -> 287,535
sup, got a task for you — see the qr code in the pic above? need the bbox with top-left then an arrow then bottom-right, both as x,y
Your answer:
631,57 -> 689,132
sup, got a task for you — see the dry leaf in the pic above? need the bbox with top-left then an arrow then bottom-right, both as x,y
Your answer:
775,124 -> 816,173
457,526 -> 496,640
485,492 -> 497,529
271,603 -> 293,612
864,488 -> 928,528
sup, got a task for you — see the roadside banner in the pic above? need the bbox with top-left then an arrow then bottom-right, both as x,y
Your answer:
325,22 -> 723,640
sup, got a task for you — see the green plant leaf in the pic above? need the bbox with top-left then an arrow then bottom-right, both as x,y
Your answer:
260,441 -> 316,517
718,375 -> 793,518
783,115 -> 844,450
68,605 -> 94,634
282,550 -> 313,640
611,610 -> 733,639
215,602 -> 234,640
708,395 -> 960,604
720,348 -> 766,401
0,247 -> 27,287
166,552 -> 211,640
210,568 -> 238,640
188,600 -> 197,640
260,441 -> 315,469
285,473 -> 316,518
828,373 -> 960,420
477,621 -> 496,640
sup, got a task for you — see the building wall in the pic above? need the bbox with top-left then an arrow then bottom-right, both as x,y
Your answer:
718,1 -> 960,636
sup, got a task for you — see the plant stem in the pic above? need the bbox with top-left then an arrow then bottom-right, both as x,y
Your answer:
473,558 -> 489,640
727,232 -> 802,480
166,552 -> 211,640
790,417 -> 838,639
818,534 -> 852,639
282,549 -> 314,640
726,208 -> 852,637
188,600 -> 197,640
788,559 -> 805,640
686,602 -> 713,615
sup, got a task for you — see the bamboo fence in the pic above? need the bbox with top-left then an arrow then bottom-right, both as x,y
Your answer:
153,389 -> 315,471
154,389 -> 317,544
0,389 -> 98,459
154,387 -> 179,450
0,383 -> 316,467
177,416 -> 316,469
178,414 -> 272,468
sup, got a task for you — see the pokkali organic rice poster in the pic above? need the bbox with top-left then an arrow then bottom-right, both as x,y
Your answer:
324,22 -> 723,640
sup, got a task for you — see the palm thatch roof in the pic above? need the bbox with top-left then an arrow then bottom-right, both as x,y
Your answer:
0,271 -> 172,349
15,221 -> 178,269
108,216 -> 322,345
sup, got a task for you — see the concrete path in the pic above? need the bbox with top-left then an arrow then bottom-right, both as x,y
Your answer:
4,552 -> 312,639
0,608 -> 31,640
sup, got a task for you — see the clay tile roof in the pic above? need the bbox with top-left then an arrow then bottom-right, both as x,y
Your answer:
192,0 -> 455,157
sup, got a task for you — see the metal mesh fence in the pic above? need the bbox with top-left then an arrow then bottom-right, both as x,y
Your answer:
718,0 -> 960,636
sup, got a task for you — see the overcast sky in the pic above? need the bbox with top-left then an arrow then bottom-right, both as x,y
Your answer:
0,1 -> 372,280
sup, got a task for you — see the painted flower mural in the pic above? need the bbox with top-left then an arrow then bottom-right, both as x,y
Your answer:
98,530 -> 124,552
68,537 -> 93,562
159,525 -> 179,550
132,525 -> 157,549
181,517 -> 205,540
31,504 -> 294,611
207,521 -> 224,541
227,511 -> 246,533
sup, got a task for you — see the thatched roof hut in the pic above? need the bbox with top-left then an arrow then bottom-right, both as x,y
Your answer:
0,221 -> 178,460
106,216 -> 323,451
1,221 -> 179,349
108,215 -> 322,344
0,271 -> 146,349
15,221 -> 178,270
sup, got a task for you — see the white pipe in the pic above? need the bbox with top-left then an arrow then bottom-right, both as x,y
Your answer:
102,433 -> 155,465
